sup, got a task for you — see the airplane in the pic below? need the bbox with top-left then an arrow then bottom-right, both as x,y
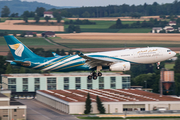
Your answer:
4,35 -> 176,80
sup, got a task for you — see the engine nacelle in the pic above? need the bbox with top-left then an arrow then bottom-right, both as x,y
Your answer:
109,62 -> 131,71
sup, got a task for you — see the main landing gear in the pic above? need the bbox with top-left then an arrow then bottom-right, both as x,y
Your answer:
156,62 -> 160,69
88,66 -> 103,80
88,71 -> 102,80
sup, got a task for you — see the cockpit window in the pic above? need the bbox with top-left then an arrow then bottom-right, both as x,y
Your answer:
167,50 -> 171,52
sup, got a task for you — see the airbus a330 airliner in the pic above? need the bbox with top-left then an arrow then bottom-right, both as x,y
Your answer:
4,35 -> 176,80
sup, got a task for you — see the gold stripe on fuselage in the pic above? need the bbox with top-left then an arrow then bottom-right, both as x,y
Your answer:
56,63 -> 84,71
42,56 -> 71,69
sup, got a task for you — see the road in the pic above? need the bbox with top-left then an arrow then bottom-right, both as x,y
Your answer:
17,99 -> 78,120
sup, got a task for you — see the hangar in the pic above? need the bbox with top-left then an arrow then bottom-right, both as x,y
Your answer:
36,89 -> 180,114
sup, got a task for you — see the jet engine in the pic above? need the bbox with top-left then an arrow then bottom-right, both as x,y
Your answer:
109,62 -> 131,71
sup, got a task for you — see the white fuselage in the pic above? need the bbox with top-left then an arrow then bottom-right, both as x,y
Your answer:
86,47 -> 176,64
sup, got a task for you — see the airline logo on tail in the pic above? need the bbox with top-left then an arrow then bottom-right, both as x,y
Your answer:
9,43 -> 24,57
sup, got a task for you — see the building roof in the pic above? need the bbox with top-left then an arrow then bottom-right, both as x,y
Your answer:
25,32 -> 37,35
169,21 -> 176,24
10,98 -> 24,105
0,93 -> 8,98
152,27 -> 162,30
44,11 -> 53,14
166,28 -> 174,30
0,94 -> 8,98
1,73 -> 130,78
37,89 -> 180,103
42,31 -> 55,35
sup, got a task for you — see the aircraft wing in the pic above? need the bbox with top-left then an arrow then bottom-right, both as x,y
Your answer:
78,52 -> 114,68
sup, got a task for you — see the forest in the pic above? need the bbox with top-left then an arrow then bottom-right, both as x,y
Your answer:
57,0 -> 180,18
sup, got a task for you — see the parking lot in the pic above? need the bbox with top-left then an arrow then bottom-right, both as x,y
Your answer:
17,99 -> 78,120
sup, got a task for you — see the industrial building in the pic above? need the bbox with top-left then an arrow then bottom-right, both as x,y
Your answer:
1,73 -> 130,97
36,89 -> 180,114
0,90 -> 26,120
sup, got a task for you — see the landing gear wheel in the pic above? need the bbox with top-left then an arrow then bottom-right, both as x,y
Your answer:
98,72 -> 102,76
157,66 -> 160,70
156,62 -> 160,70
87,75 -> 92,80
92,72 -> 97,76
93,75 -> 97,80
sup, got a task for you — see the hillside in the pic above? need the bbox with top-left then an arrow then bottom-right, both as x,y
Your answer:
0,0 -> 72,16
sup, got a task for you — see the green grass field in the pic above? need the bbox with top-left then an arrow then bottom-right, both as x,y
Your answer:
64,20 -> 116,29
118,28 -> 152,33
64,20 -> 152,33
0,18 -> 7,22
0,37 -> 54,46
165,63 -> 175,70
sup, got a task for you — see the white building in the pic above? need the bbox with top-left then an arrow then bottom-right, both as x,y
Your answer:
36,89 -> 180,114
163,26 -> 174,33
169,21 -> 176,26
44,11 -> 54,18
152,27 -> 162,33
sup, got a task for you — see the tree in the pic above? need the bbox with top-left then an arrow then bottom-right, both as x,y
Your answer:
74,25 -> 81,33
82,11 -> 90,18
55,49 -> 60,55
96,96 -> 105,114
53,11 -> 59,18
68,25 -> 75,33
0,56 -> 7,75
0,56 -> 7,83
53,11 -> 62,23
22,11 -> 35,17
10,13 -> 18,17
22,11 -> 29,17
84,93 -> 92,114
13,33 -> 16,37
56,14 -> 62,23
160,15 -> 166,19
174,55 -> 180,96
176,18 -> 180,26
20,32 -> 26,37
35,7 -> 46,17
45,16 -> 51,22
23,16 -> 28,23
60,10 -> 68,17
1,6 -> 10,17
68,50 -> 73,55
34,16 -> 40,23
5,64 -> 13,74
91,12 -> 95,17
116,18 -> 123,28
60,49 -> 66,56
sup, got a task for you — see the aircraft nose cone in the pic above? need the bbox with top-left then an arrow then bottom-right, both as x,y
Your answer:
172,51 -> 176,56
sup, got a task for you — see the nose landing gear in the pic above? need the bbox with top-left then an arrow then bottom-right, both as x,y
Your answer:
156,62 -> 160,69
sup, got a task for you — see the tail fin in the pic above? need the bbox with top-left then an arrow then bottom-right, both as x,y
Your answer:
4,35 -> 41,60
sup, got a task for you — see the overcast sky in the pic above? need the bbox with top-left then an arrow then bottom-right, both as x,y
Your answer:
23,0 -> 176,7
